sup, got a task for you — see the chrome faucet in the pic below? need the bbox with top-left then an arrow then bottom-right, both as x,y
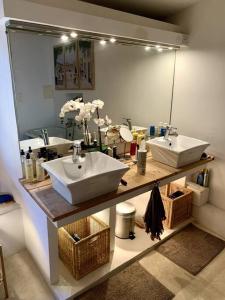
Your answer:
72,141 -> 86,163
164,125 -> 178,140
41,129 -> 49,145
122,118 -> 132,131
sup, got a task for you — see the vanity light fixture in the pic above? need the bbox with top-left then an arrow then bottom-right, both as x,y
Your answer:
110,37 -> 116,43
70,32 -> 78,38
100,39 -> 106,45
145,46 -> 151,51
61,34 -> 69,42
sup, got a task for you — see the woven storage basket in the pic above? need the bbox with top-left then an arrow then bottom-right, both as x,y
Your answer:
58,216 -> 110,280
161,183 -> 193,229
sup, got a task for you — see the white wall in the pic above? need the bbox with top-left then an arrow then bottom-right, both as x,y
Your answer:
10,31 -> 176,137
170,0 -> 225,211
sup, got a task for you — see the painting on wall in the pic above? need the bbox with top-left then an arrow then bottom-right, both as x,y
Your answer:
53,40 -> 94,90
78,40 -> 95,90
64,42 -> 79,89
54,45 -> 65,90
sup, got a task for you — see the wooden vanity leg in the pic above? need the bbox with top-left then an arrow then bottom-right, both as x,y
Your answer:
0,245 -> 8,299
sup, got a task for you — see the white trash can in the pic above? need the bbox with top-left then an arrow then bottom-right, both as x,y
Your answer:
115,202 -> 136,239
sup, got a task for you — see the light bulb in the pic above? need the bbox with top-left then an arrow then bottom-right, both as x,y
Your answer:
156,45 -> 161,48
70,32 -> 78,38
100,40 -> 106,45
110,37 -> 116,43
157,48 -> 163,52
61,34 -> 69,42
145,46 -> 151,51
168,47 -> 173,50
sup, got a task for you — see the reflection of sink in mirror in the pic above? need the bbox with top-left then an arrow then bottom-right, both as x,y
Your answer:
20,137 -> 72,153
24,126 -> 83,141
101,125 -> 147,135
147,135 -> 209,168
42,152 -> 129,205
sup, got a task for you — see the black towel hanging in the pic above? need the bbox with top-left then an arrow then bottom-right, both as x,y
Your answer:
144,183 -> 166,241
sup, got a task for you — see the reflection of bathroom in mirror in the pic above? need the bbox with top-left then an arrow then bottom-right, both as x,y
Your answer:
8,29 -> 176,152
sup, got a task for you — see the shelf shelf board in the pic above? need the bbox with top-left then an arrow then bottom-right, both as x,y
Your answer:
49,218 -> 193,300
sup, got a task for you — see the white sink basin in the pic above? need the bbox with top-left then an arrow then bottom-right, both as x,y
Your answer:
42,152 -> 129,205
20,137 -> 72,152
147,135 -> 209,168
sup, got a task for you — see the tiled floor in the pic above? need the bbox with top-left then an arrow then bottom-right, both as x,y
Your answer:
1,250 -> 55,300
139,249 -> 225,299
2,248 -> 225,299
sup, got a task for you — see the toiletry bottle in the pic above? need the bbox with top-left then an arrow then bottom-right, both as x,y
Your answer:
197,170 -> 204,186
36,153 -> 45,182
203,169 -> 209,187
20,149 -> 26,178
137,139 -> 147,175
25,153 -> 34,182
132,130 -> 138,141
137,131 -> 144,145
130,141 -> 137,156
28,146 -> 36,177
158,122 -> 163,136
149,126 -> 155,138
112,145 -> 117,158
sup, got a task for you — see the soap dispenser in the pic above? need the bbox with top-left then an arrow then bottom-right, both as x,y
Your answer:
28,146 -> 36,177
25,152 -> 34,182
20,149 -> 26,178
36,153 -> 45,182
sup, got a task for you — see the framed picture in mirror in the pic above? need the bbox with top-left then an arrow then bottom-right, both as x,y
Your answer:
54,45 -> 66,89
64,42 -> 79,89
78,40 -> 95,90
54,40 -> 95,90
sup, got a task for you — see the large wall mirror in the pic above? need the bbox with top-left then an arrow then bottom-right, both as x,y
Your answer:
8,26 -> 176,153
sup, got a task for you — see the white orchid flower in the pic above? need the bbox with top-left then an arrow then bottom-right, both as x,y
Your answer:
92,99 -> 104,109
59,110 -> 65,118
93,118 -> 105,127
84,102 -> 93,113
105,115 -> 112,125
75,97 -> 83,103
75,115 -> 83,122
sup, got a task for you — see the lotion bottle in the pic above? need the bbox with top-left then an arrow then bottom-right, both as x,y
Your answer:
20,149 -> 26,178
28,146 -> 36,177
36,153 -> 45,182
25,153 -> 34,182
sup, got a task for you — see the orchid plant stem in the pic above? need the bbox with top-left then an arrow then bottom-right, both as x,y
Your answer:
83,120 -> 90,146
96,107 -> 103,152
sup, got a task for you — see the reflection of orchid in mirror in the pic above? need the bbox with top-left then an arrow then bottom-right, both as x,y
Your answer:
59,98 -> 112,151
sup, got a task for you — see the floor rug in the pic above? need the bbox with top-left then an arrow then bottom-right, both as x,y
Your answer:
76,262 -> 174,300
157,224 -> 225,275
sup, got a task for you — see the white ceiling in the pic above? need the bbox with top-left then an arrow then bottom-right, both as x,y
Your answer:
79,0 -> 200,19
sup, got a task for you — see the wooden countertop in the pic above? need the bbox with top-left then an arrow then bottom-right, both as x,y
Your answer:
20,156 -> 214,223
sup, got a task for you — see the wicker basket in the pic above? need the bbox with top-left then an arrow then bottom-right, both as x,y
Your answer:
58,216 -> 110,280
161,183 -> 193,229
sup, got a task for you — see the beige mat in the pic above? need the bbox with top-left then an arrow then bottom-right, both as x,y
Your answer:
157,224 -> 225,275
76,262 -> 174,300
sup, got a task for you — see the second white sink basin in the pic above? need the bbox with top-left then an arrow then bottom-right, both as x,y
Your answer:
147,135 -> 209,168
42,152 -> 129,205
